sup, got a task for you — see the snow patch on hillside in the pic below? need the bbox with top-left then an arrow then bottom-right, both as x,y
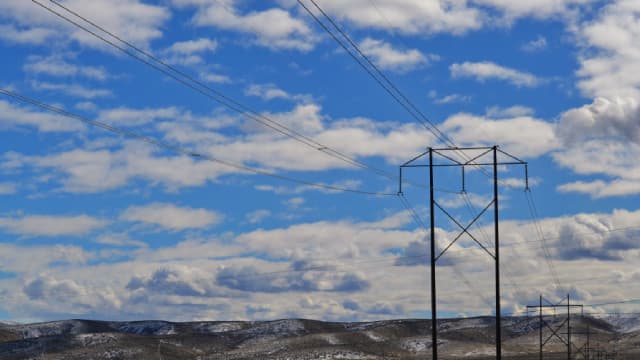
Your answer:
595,314 -> 640,333
117,321 -> 175,335
193,321 -> 244,333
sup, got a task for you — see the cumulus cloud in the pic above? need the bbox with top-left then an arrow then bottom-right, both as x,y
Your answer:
244,83 -> 312,103
0,0 -> 170,49
175,1 -> 317,51
127,266 -> 218,297
473,0 -> 594,21
574,1 -> 640,98
162,38 -> 218,65
0,208 -> 638,321
0,100 -> 85,132
165,38 -> 218,54
97,106 -> 181,127
5,142 -> 236,193
485,105 -> 535,118
201,72 -> 232,84
358,37 -> 434,72
547,3 -> 640,198
554,98 -> 640,197
0,24 -> 56,45
288,0 -> 483,36
0,244 -> 92,273
441,112 -> 559,157
246,209 -> 271,224
121,203 -> 221,231
450,61 -> 542,87
216,264 -> 370,293
557,97 -> 640,144
0,214 -> 106,237
95,233 -> 148,248
24,55 -> 108,80
24,274 -> 85,300
2,101 -> 442,193
31,81 -> 112,99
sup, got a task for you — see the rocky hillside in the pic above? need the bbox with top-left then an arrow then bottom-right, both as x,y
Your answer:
0,315 -> 636,359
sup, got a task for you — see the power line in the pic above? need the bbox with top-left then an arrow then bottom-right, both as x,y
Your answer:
296,0 -> 457,148
33,0 -> 398,183
446,224 -> 640,256
0,88 -> 395,197
299,1 -> 506,181
294,4 -> 550,304
525,189 -> 563,290
33,0 -> 624,319
586,299 -> 640,308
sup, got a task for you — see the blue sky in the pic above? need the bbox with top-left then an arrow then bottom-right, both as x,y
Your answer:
1,0 -> 640,322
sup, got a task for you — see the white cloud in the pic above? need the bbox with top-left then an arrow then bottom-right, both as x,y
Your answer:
1,208 -> 640,321
31,81 -> 112,99
472,0 -> 595,20
521,35 -> 548,52
57,0 -> 170,49
0,24 -> 56,45
285,197 -> 306,209
548,3 -> 640,198
290,0 -> 483,36
557,179 -> 640,198
0,244 -> 92,274
178,1 -> 317,51
98,106 -> 181,126
432,93 -> 471,104
75,101 -> 97,112
0,214 -> 106,237
244,83 -> 312,103
0,182 -> 17,195
0,100 -> 85,132
553,139 -> 640,197
121,203 -> 221,231
24,55 -> 108,80
358,38 -> 433,73
127,265 -> 219,297
166,38 -> 217,54
0,0 -> 170,49
485,105 -> 535,118
557,97 -> 640,144
201,72 -> 232,84
441,112 -> 559,157
574,0 -> 640,98
438,193 -> 493,209
5,142 -> 237,193
552,97 -> 640,197
246,209 -> 271,224
450,61 -> 542,87
245,83 -> 292,101
162,38 -> 218,65
23,274 -> 85,300
243,103 -> 325,136
94,233 -> 148,248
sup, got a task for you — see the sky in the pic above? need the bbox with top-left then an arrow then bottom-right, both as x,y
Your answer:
1,0 -> 640,323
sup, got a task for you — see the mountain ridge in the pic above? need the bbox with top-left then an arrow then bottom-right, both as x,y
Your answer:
0,315 -> 636,359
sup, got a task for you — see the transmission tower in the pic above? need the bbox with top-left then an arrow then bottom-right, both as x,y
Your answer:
399,145 -> 528,360
527,294 -> 584,360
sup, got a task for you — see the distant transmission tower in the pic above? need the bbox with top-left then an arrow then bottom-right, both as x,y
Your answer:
526,294 -> 584,360
399,146 -> 528,360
